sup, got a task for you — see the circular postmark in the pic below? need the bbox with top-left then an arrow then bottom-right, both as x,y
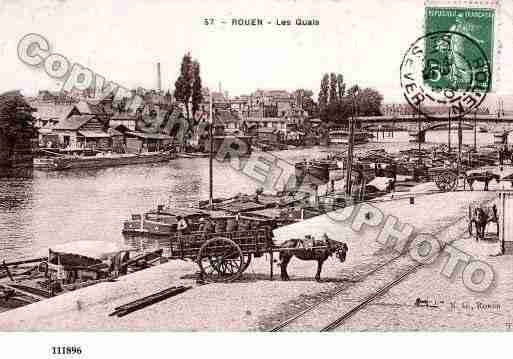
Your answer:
400,31 -> 491,119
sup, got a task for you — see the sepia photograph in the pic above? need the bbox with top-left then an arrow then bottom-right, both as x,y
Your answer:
0,0 -> 512,356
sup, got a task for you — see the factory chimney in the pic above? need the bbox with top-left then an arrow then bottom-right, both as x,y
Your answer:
157,62 -> 162,92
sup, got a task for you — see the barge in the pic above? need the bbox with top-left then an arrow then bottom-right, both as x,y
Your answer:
1,241 -> 163,313
294,159 -> 342,184
33,151 -> 175,171
123,191 -> 312,240
328,129 -> 371,145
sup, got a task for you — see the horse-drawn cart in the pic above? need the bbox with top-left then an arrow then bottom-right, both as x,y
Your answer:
428,167 -> 461,192
165,228 -> 273,283
162,225 -> 348,283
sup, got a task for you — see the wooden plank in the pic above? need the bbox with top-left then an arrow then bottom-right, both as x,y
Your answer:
120,249 -> 163,269
109,286 -> 192,318
0,284 -> 48,301
2,257 -> 47,267
113,287 -> 180,311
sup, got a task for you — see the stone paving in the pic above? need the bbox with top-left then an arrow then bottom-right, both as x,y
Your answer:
335,233 -> 512,331
0,182 -> 500,331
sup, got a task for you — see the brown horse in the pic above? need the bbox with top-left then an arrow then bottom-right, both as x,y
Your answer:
465,172 -> 500,191
469,203 -> 498,241
278,236 -> 348,282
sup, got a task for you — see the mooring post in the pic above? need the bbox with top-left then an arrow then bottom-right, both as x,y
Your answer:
269,251 -> 274,280
448,108 -> 452,152
2,260 -> 13,282
474,110 -> 477,151
500,192 -> 506,255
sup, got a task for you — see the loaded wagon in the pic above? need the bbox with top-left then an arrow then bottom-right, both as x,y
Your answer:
165,228 -> 272,282
428,166 -> 461,192
153,211 -> 340,283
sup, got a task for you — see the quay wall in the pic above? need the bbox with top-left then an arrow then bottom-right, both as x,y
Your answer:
0,189 -> 497,331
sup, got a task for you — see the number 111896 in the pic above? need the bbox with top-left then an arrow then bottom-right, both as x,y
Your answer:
51,346 -> 82,355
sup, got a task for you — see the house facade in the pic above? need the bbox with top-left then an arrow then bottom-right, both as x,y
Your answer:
125,132 -> 173,153
243,117 -> 289,132
256,127 -> 281,143
52,114 -> 111,149
109,114 -> 138,131
30,103 -> 81,147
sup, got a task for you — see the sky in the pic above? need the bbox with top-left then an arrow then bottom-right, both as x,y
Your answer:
1,0 -> 513,108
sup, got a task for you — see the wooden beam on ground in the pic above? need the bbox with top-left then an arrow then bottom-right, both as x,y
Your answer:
0,284 -> 48,301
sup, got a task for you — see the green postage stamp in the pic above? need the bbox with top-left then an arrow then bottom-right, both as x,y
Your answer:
424,7 -> 494,92
400,1 -> 497,118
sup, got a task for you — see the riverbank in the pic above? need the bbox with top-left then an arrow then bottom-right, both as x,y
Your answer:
0,183 -> 499,331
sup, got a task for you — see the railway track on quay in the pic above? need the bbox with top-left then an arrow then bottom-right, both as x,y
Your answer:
270,254 -> 420,332
270,196 -> 495,332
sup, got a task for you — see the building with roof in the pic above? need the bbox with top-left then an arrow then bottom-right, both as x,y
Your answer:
243,117 -> 289,132
52,114 -> 110,149
124,131 -> 173,153
109,113 -> 138,131
32,104 -> 80,128
249,89 -> 296,117
35,90 -> 76,104
213,106 -> 242,131
107,127 -> 124,151
75,100 -> 109,121
256,127 -> 281,143
29,102 -> 82,147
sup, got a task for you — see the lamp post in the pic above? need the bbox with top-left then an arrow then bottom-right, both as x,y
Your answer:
209,90 -> 214,209
457,112 -> 462,181
417,103 -> 421,153
345,90 -> 358,197
474,109 -> 477,151
448,107 -> 451,152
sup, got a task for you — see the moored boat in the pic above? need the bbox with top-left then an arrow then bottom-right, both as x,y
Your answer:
176,152 -> 209,159
328,129 -> 370,145
33,151 -> 175,171
123,191 -> 311,240
0,240 -> 160,313
295,159 -> 341,184
295,158 -> 355,186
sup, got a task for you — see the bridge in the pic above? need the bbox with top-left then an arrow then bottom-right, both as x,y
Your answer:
358,114 -> 513,143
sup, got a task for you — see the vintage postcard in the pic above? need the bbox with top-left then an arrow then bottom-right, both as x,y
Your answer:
1,0 -> 513,356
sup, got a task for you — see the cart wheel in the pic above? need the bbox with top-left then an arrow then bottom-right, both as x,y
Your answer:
197,237 -> 244,283
241,254 -> 252,273
435,171 -> 458,192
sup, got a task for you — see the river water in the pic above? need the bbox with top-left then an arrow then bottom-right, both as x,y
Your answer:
0,130 -> 508,261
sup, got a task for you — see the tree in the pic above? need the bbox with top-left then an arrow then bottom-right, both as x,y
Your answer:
317,71 -> 384,125
318,74 -> 329,112
191,60 -> 203,122
336,74 -> 345,100
293,89 -> 318,118
0,91 -> 36,166
355,88 -> 384,116
174,53 -> 193,121
329,73 -> 338,105
302,96 -> 319,118
347,84 -> 361,97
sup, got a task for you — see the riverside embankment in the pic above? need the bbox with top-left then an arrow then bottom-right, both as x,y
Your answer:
0,183 -> 502,331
